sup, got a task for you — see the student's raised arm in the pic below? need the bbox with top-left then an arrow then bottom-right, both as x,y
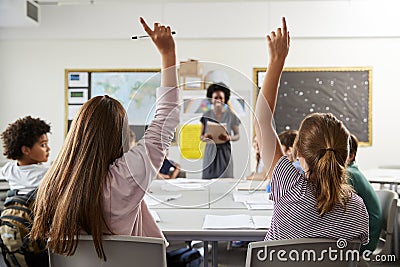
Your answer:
117,18 -> 180,189
255,17 -> 290,174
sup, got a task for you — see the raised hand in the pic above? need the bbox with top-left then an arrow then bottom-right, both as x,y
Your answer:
267,17 -> 290,65
255,17 -> 290,175
139,17 -> 175,57
139,17 -> 176,86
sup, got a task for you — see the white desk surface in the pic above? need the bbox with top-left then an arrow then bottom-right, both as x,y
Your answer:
149,179 -> 272,240
147,179 -> 210,209
209,179 -> 269,209
363,168 -> 400,184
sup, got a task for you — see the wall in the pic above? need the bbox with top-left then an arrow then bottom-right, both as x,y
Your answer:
1,0 -> 400,176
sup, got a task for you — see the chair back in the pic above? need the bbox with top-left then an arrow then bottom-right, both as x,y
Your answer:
373,189 -> 398,255
49,235 -> 166,267
245,238 -> 360,267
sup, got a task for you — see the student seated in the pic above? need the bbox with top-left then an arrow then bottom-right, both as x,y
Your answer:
30,17 -> 180,260
1,116 -> 51,194
347,134 -> 382,253
246,135 -> 267,180
255,17 -> 368,243
278,129 -> 304,174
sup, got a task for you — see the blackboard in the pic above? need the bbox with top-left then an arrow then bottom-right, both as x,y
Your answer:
254,67 -> 372,146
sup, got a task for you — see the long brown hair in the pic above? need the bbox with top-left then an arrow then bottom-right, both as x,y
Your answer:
31,95 -> 128,260
293,113 -> 352,216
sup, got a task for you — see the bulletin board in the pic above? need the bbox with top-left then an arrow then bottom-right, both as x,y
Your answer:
253,67 -> 372,146
65,69 -> 165,143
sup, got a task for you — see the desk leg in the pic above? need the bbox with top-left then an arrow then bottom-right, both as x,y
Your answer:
203,241 -> 209,267
212,241 -> 218,267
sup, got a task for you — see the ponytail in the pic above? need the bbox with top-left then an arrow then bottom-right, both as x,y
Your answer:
312,148 -> 351,216
295,113 -> 353,216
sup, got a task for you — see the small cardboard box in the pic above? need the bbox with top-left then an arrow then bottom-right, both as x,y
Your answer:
179,60 -> 202,76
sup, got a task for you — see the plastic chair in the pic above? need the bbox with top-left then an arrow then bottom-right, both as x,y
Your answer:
49,235 -> 167,267
373,189 -> 398,256
245,238 -> 361,267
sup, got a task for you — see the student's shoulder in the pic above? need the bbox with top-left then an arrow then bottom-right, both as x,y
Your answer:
348,191 -> 368,211
275,156 -> 294,171
273,156 -> 302,180
21,163 -> 49,176
1,161 -> 16,174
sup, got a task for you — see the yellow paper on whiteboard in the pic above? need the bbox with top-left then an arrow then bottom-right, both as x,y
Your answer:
179,124 -> 205,159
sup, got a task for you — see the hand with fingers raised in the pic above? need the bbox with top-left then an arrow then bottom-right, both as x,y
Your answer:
267,17 -> 290,66
139,17 -> 176,86
139,17 -> 175,59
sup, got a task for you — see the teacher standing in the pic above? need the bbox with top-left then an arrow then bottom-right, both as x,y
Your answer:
200,83 -> 240,179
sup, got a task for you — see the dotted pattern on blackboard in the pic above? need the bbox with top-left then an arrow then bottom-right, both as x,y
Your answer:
272,71 -> 370,143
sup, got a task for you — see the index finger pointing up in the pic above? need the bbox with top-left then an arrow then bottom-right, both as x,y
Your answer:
140,17 -> 153,35
282,17 -> 287,34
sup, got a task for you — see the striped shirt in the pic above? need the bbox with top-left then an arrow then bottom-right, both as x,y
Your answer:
265,156 -> 369,244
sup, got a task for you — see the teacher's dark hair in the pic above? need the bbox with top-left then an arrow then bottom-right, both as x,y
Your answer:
206,83 -> 230,104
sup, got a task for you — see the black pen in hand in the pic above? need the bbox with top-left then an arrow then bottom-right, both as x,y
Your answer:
132,31 -> 176,39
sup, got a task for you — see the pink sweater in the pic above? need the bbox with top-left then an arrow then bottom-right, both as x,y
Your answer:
102,86 -> 180,240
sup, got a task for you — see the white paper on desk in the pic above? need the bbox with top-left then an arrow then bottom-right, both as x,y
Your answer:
161,183 -> 206,191
232,191 -> 251,203
206,122 -> 228,144
150,210 -> 161,222
202,214 -> 254,229
252,216 -> 272,229
245,203 -> 274,210
233,191 -> 270,204
144,194 -> 182,206
245,192 -> 271,204
168,178 -> 210,184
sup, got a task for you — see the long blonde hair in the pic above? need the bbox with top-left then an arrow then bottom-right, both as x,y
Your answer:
31,95 -> 129,260
293,113 -> 352,216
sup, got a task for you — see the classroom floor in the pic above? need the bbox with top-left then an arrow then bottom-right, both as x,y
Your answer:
169,241 -> 400,267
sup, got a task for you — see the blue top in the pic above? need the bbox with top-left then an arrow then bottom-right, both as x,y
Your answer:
159,159 -> 176,175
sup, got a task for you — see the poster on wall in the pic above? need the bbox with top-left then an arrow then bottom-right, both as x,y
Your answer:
253,67 -> 372,145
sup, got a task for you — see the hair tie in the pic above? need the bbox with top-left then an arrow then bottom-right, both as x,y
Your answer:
326,148 -> 334,151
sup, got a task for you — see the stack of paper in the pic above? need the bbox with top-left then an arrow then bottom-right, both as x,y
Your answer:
202,214 -> 272,229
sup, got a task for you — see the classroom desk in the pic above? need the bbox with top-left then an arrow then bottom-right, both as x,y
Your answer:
147,179 -> 210,209
209,179 -> 268,209
149,179 -> 271,267
363,168 -> 400,192
155,209 -> 268,267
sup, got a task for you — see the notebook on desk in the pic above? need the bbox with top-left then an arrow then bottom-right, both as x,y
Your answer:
202,214 -> 272,229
